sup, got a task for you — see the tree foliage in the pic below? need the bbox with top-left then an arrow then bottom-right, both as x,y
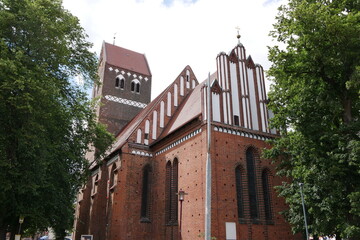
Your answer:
265,0 -> 360,239
0,0 -> 114,239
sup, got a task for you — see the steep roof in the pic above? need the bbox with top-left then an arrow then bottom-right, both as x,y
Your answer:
161,71 -> 217,136
102,41 -> 151,76
107,66 -> 200,154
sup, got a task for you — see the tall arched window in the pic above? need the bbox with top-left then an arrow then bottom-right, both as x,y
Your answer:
246,147 -> 258,220
235,165 -> 244,220
165,159 -> 178,225
131,79 -> 140,93
262,169 -> 272,222
116,75 -> 125,89
120,78 -> 125,89
141,165 -> 152,222
109,163 -> 116,189
165,161 -> 172,223
144,120 -> 150,145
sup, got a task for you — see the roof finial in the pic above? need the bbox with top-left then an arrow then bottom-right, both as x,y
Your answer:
113,32 -> 117,45
236,26 -> 241,44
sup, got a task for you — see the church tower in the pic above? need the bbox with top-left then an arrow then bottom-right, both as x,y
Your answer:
94,41 -> 152,135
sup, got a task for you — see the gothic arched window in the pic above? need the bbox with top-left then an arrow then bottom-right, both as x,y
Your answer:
262,169 -> 272,222
120,78 -> 125,89
165,159 -> 178,225
141,165 -> 152,222
235,165 -> 244,220
246,147 -> 258,220
109,163 -> 117,190
131,79 -> 140,93
116,75 -> 125,89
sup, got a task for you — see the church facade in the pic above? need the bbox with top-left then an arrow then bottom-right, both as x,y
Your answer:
73,40 -> 302,240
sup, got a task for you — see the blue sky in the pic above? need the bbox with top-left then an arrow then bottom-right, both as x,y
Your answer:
63,0 -> 287,99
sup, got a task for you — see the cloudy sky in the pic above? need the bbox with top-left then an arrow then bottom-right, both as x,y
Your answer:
62,0 -> 286,99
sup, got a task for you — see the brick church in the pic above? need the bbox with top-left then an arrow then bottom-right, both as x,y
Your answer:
73,39 -> 302,240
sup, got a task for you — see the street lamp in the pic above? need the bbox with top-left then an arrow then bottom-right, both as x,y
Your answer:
299,183 -> 309,240
177,189 -> 188,240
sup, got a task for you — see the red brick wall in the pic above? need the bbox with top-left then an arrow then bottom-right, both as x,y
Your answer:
76,124 -> 302,240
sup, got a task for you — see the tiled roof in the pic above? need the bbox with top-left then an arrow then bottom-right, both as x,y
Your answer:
160,81 -> 204,137
103,42 -> 151,76
107,66 -> 200,153
161,72 -> 218,136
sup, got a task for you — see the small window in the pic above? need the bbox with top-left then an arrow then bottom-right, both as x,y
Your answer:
120,78 -> 125,89
116,76 -> 125,89
144,133 -> 149,140
131,81 -> 135,92
131,80 -> 140,93
234,115 -> 239,126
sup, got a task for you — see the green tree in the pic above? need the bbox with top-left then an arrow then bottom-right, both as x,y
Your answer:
265,0 -> 360,239
0,0 -> 114,239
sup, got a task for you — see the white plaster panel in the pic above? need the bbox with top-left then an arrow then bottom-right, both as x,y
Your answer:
224,56 -> 229,90
167,92 -> 172,116
204,86 -> 207,121
248,69 -> 259,130
212,93 -> 221,122
230,62 -> 240,119
180,76 -> 184,96
136,129 -> 142,144
222,92 -> 228,124
243,98 -> 248,128
152,111 -> 157,139
174,84 -> 178,106
160,101 -> 165,128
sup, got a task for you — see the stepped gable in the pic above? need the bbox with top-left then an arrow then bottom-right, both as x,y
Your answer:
109,65 -> 198,153
161,71 -> 218,137
103,41 -> 151,76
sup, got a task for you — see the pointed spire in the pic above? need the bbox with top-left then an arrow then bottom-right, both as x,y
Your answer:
113,32 -> 117,45
236,26 -> 241,44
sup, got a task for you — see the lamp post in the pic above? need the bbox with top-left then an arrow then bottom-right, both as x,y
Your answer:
178,189 -> 187,240
299,183 -> 309,240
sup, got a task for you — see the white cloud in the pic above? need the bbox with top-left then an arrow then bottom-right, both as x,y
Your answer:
62,0 -> 285,99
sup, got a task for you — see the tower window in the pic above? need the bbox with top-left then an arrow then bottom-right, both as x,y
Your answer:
131,79 -> 140,93
116,75 -> 125,89
120,79 -> 124,89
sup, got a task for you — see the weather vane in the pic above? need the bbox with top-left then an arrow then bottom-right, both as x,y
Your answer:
236,26 -> 241,44
113,32 -> 117,45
